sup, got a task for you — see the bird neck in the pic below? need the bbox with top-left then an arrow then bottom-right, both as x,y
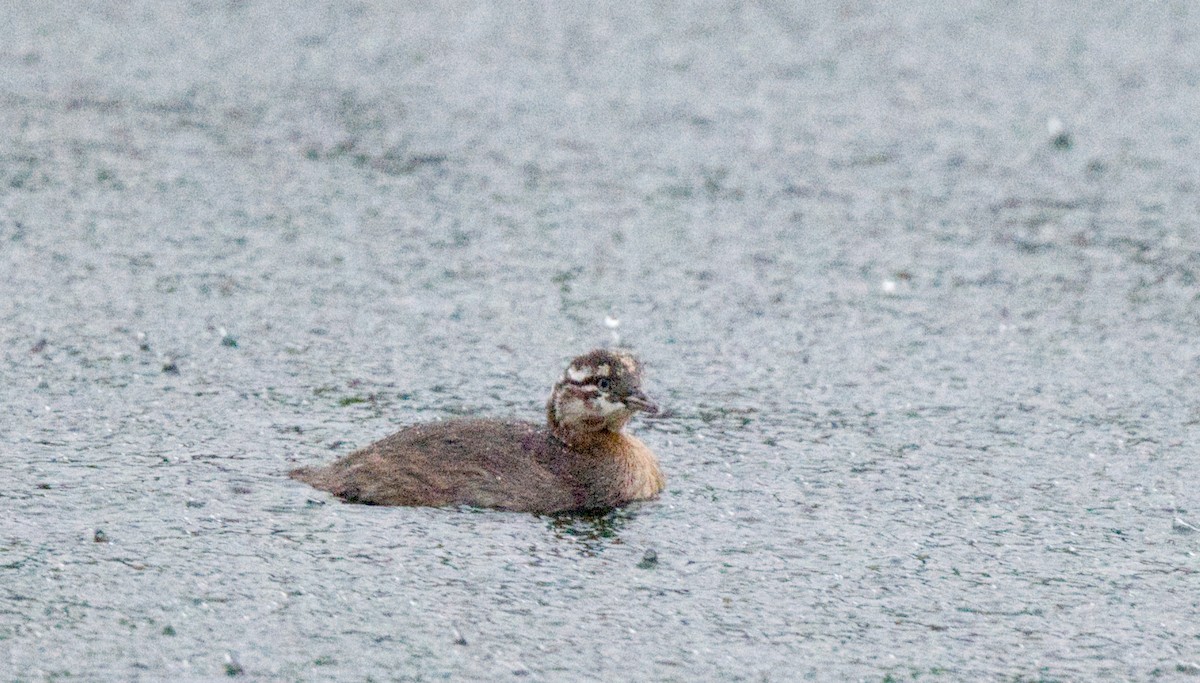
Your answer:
546,392 -> 632,450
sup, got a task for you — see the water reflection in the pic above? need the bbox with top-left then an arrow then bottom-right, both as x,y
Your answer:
545,508 -> 636,556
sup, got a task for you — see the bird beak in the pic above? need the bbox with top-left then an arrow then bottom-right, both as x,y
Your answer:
624,390 -> 659,415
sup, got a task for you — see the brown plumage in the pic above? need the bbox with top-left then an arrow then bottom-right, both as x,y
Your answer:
289,349 -> 665,513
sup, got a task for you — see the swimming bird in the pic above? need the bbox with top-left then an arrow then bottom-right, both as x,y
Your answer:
289,349 -> 664,513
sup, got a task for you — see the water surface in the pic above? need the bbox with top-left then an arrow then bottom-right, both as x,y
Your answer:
2,2 -> 1198,680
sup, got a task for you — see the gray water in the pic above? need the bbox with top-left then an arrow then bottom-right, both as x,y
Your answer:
3,2 -> 1199,681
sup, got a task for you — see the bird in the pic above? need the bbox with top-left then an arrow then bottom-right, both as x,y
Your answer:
289,349 -> 665,513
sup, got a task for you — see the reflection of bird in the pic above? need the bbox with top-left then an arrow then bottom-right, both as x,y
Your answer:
290,349 -> 664,513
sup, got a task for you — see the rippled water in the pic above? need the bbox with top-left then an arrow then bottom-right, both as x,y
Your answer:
3,2 -> 1199,680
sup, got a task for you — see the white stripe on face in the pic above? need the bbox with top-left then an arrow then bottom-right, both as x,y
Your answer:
595,394 -> 627,417
566,364 -> 592,383
555,395 -> 591,423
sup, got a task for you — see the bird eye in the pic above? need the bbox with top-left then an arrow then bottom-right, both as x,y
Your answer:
596,378 -> 611,391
